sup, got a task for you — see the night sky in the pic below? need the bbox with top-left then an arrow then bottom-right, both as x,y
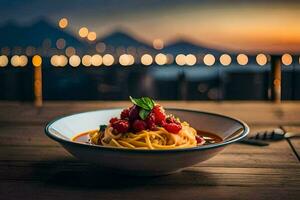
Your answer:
0,0 -> 299,52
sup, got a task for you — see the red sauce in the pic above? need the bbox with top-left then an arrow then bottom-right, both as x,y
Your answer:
196,130 -> 223,145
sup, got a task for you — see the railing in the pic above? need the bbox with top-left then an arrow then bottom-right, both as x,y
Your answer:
0,53 -> 299,106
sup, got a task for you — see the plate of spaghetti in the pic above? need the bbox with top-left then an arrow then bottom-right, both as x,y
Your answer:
45,97 -> 249,176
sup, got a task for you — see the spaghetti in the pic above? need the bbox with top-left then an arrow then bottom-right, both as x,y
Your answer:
72,97 -> 209,150
87,121 -> 202,150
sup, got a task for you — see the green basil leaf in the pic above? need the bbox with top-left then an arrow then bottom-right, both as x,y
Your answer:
130,96 -> 147,109
99,125 -> 107,132
129,96 -> 155,110
139,109 -> 150,120
143,97 -> 155,109
129,96 -> 138,106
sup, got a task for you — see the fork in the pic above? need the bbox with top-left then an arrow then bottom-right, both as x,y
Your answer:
250,128 -> 300,140
240,128 -> 300,146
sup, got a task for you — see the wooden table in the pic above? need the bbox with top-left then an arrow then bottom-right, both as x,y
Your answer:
0,101 -> 299,200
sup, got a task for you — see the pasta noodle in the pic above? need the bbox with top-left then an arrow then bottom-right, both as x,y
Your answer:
71,97 -> 219,150
87,122 -> 199,150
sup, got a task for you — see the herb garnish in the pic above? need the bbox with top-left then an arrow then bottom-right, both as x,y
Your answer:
129,96 -> 155,120
99,125 -> 107,132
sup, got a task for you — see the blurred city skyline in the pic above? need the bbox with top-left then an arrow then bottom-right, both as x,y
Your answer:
1,0 -> 300,53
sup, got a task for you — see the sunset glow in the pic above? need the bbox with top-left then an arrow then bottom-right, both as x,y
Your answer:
63,3 -> 300,53
1,2 -> 299,54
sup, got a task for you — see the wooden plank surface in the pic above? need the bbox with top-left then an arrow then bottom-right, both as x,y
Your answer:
0,125 -> 298,168
1,182 -> 299,200
0,102 -> 299,200
282,126 -> 300,161
0,101 -> 300,126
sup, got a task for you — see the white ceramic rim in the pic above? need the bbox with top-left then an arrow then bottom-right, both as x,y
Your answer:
45,108 -> 250,153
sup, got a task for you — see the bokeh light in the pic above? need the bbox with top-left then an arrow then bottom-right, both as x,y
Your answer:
58,18 -> 68,29
1,47 -> 10,55
11,55 -> 19,67
82,55 -> 92,66
19,55 -> 28,67
237,54 -> 248,66
50,55 -> 59,67
186,54 -> 197,66
11,55 -> 28,67
0,55 -> 9,67
25,46 -> 36,56
87,32 -> 97,41
153,39 -> 164,50
282,53 -> 293,66
203,54 -> 215,66
103,54 -> 114,66
175,54 -> 186,66
79,27 -> 89,38
56,38 -> 66,49
91,54 -> 102,66
65,47 -> 76,57
69,55 -> 81,67
119,54 -> 134,66
51,55 -> 67,67
220,54 -> 232,66
155,53 -> 167,65
58,55 -> 68,67
256,53 -> 268,66
96,42 -> 106,53
208,88 -> 219,100
166,54 -> 174,64
141,54 -> 153,66
32,55 -> 42,67
128,55 -> 135,65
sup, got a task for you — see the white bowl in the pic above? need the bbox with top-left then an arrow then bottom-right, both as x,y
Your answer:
45,108 -> 249,176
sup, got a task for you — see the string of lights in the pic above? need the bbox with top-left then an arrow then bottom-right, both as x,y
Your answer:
0,53 -> 297,68
0,17 -> 298,68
